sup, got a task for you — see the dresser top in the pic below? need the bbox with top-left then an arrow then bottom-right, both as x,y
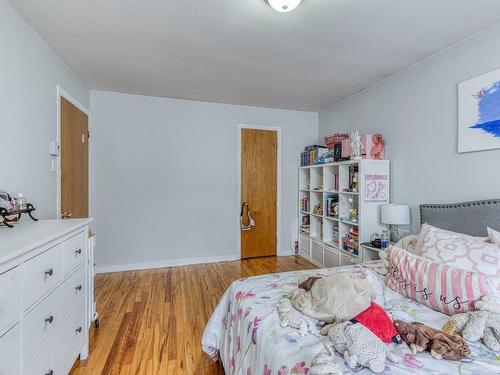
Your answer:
0,219 -> 93,265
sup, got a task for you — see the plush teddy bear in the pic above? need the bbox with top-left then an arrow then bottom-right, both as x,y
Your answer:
326,321 -> 398,373
443,297 -> 500,352
277,298 -> 322,336
394,320 -> 470,360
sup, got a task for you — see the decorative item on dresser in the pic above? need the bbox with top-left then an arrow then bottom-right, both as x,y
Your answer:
298,159 -> 390,267
0,219 -> 93,375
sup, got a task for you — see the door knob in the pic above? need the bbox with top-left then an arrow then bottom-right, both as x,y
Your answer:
240,202 -> 256,231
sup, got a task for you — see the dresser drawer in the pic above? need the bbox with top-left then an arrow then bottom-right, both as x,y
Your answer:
63,231 -> 87,276
0,324 -> 21,375
23,265 -> 86,365
0,266 -> 21,332
25,300 -> 85,375
24,245 -> 62,310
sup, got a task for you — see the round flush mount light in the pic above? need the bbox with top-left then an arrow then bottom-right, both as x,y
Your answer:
267,0 -> 302,12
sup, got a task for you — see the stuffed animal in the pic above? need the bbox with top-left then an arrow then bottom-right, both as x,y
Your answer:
352,302 -> 400,343
326,321 -> 398,373
309,344 -> 342,375
277,299 -> 321,336
443,297 -> 500,351
394,320 -> 470,360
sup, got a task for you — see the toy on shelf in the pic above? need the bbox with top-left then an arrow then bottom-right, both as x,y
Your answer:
326,194 -> 339,218
312,204 -> 323,216
349,208 -> 358,223
350,130 -> 364,160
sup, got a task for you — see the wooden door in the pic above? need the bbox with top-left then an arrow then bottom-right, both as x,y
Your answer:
61,97 -> 89,219
241,129 -> 277,258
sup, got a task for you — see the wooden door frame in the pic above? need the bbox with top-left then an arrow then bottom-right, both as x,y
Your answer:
56,85 -> 90,219
236,124 -> 282,258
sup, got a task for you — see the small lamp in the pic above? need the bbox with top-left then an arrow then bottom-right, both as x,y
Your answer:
381,204 -> 410,243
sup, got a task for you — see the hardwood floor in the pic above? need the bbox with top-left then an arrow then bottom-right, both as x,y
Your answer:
70,256 -> 316,375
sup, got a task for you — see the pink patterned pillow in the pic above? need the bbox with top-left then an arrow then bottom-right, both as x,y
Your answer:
414,223 -> 486,254
386,246 -> 490,315
418,224 -> 500,299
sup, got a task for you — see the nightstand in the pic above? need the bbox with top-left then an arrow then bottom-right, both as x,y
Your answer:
361,242 -> 382,262
361,242 -> 396,262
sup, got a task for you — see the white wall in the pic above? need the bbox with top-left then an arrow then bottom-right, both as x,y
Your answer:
91,91 -> 318,271
319,23 -> 500,232
0,0 -> 89,219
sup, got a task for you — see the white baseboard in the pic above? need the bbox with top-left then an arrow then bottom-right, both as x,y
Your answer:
95,254 -> 240,274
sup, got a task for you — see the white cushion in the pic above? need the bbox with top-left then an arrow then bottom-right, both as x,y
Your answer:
488,227 -> 500,245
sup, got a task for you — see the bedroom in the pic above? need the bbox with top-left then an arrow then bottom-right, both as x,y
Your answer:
1,0 -> 500,374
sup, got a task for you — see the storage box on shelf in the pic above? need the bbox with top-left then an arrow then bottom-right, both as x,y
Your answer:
297,160 -> 389,268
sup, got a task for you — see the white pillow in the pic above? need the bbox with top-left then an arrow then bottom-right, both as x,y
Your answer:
488,227 -> 500,245
415,223 -> 487,255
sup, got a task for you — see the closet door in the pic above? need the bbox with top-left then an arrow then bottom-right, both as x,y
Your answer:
240,129 -> 277,258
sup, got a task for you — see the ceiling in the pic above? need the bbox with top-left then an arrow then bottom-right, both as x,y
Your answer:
8,0 -> 500,111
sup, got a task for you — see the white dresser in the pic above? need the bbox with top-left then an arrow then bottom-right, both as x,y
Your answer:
0,219 -> 93,375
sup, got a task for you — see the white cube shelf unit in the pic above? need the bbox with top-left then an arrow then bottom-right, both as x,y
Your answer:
298,159 -> 390,268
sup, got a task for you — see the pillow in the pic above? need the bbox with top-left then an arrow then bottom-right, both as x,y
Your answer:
418,226 -> 500,299
488,227 -> 500,245
414,223 -> 487,254
395,234 -> 419,253
386,246 -> 491,315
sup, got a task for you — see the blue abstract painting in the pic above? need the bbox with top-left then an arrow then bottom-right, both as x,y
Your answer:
470,82 -> 500,138
458,68 -> 500,153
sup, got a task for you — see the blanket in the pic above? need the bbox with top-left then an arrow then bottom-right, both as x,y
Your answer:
288,272 -> 376,323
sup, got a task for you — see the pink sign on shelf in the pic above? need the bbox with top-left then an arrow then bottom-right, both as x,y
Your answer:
362,134 -> 385,159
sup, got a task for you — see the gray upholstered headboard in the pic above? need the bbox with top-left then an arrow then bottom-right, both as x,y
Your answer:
420,199 -> 500,237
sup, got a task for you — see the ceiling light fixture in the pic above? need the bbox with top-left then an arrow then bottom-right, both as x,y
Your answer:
267,0 -> 302,12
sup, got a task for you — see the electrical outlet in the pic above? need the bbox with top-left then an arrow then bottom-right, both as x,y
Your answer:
51,159 -> 57,173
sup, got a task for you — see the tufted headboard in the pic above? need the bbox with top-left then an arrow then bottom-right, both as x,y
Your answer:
420,199 -> 500,237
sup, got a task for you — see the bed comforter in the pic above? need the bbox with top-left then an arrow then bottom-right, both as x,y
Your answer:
202,262 -> 500,375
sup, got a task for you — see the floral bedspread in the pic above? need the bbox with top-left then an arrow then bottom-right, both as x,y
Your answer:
202,263 -> 500,375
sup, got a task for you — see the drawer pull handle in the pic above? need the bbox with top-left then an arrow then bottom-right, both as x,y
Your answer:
75,249 -> 82,255
45,315 -> 54,324
44,269 -> 54,277
75,326 -> 82,333
76,285 -> 82,291
46,370 -> 54,375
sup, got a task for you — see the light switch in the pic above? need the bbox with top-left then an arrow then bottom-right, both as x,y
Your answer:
49,141 -> 60,156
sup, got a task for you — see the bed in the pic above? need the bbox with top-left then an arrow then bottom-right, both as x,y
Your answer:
202,200 -> 500,374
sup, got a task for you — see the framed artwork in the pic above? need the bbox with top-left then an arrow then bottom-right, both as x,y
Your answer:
364,174 -> 388,203
458,68 -> 500,153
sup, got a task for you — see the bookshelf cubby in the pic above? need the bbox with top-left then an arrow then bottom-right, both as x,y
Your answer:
298,159 -> 390,267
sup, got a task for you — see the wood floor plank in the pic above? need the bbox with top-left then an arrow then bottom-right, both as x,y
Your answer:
70,256 -> 316,375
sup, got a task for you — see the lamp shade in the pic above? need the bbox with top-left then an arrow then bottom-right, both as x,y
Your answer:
381,204 -> 410,225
